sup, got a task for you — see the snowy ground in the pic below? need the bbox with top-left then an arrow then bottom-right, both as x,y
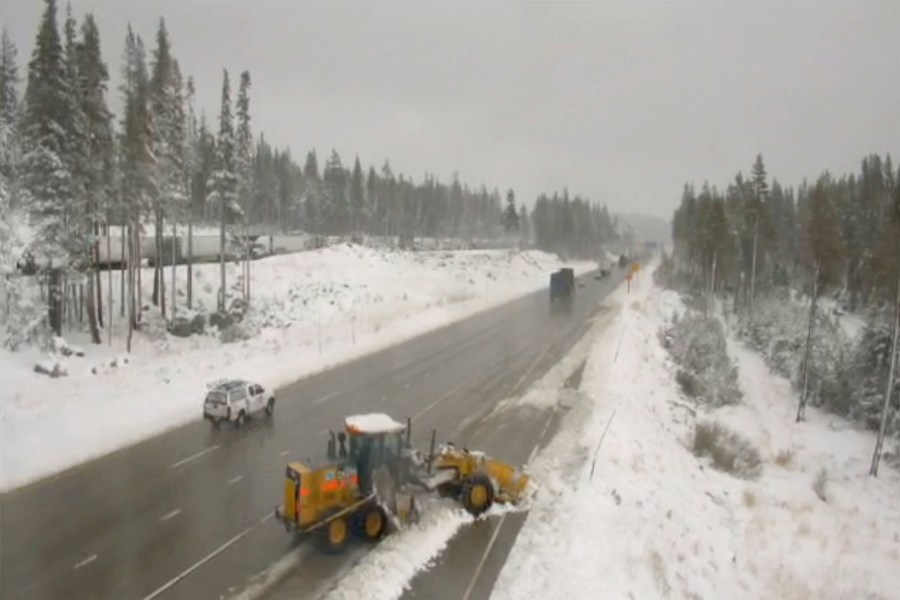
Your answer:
491,268 -> 900,600
0,245 -> 592,492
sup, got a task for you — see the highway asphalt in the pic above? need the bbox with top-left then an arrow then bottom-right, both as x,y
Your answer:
0,268 -> 622,600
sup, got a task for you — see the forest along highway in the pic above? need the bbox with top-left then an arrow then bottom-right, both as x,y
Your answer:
0,269 -> 623,600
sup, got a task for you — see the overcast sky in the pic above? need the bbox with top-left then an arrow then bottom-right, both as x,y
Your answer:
2,0 -> 898,219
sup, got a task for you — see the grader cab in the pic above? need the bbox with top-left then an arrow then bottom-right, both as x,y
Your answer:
274,412 -> 531,553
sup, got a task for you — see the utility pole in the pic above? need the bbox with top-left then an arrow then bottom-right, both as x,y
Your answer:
708,250 -> 717,319
797,260 -> 820,423
870,264 -> 900,477
749,209 -> 759,319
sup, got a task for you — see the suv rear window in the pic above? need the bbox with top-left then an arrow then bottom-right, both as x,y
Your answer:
206,391 -> 226,403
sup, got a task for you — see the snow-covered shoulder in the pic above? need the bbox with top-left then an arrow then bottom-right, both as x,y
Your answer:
492,269 -> 900,600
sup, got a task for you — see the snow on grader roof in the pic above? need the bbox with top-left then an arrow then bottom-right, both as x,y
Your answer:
344,413 -> 406,435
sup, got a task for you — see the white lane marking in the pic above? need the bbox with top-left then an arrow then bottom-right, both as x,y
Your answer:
227,475 -> 244,486
461,516 -> 507,600
312,391 -> 338,405
140,524 -> 257,600
278,451 -> 290,457
159,509 -> 182,522
412,370 -> 483,421
528,407 -> 558,464
73,554 -> 98,570
464,406 -> 558,599
169,444 -> 221,470
381,395 -> 388,402
260,512 -> 275,524
509,344 -> 552,397
230,546 -> 314,600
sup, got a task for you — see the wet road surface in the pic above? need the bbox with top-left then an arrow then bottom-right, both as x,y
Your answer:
0,269 -> 621,600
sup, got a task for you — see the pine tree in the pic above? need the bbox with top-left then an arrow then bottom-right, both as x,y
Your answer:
503,189 -> 519,234
208,68 -> 238,313
351,156 -> 365,234
75,13 -> 114,343
0,29 -> 20,192
518,203 -> 529,246
22,0 -> 77,335
183,76 -> 197,308
119,27 -> 155,346
149,18 -> 188,317
303,150 -> 318,180
234,70 -> 252,216
366,165 -> 379,236
322,149 -> 349,234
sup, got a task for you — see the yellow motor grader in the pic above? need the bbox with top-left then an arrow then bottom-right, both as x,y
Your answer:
273,413 -> 529,553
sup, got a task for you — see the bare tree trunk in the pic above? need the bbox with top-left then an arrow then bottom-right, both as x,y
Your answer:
219,196 -> 226,313
127,223 -> 134,352
870,263 -> 900,477
94,227 -> 103,328
187,217 -> 193,309
86,272 -> 100,344
171,221 -> 177,321
48,265 -> 62,337
107,216 -> 113,346
120,227 -> 126,318
136,225 -> 142,325
797,260 -> 820,423
152,209 -> 160,307
159,210 -> 166,318
78,283 -> 84,326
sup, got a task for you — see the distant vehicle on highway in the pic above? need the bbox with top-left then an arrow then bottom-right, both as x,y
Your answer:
549,268 -> 576,314
203,379 -> 275,428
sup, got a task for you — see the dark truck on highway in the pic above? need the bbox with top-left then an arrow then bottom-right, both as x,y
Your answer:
549,268 -> 576,313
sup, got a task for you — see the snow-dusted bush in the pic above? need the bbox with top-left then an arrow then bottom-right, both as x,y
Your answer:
692,420 -> 762,479
0,204 -> 47,350
848,318 -> 898,430
743,294 -> 898,439
219,322 -> 255,344
662,312 -> 742,407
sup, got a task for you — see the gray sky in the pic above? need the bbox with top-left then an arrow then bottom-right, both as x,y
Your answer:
2,0 -> 898,219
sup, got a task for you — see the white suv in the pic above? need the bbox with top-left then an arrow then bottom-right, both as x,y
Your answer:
203,379 -> 275,428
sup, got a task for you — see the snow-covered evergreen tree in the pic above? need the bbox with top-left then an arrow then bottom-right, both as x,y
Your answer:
234,70 -> 253,212
20,0 -> 79,335
207,68 -> 238,313
149,18 -> 188,317
322,149 -> 349,234
350,156 -> 365,234
0,29 -> 20,196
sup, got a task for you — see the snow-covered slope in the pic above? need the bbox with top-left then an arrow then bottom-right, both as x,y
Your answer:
0,245 -> 592,492
492,269 -> 900,600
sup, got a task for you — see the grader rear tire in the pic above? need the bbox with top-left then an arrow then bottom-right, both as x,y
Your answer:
354,504 -> 388,542
316,509 -> 351,554
460,473 -> 494,516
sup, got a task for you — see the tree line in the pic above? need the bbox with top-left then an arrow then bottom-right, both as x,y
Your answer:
666,153 -> 900,475
671,153 -> 899,311
531,190 -> 618,259
1,0 -> 620,351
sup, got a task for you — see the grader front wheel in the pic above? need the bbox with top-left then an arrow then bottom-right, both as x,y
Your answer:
355,504 -> 388,542
460,473 -> 494,516
316,509 -> 351,554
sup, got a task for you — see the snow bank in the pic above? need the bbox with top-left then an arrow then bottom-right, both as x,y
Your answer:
322,501 -> 474,600
493,268 -> 900,600
0,246 -> 591,492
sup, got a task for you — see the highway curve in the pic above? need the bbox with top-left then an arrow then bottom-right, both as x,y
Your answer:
0,268 -> 622,600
